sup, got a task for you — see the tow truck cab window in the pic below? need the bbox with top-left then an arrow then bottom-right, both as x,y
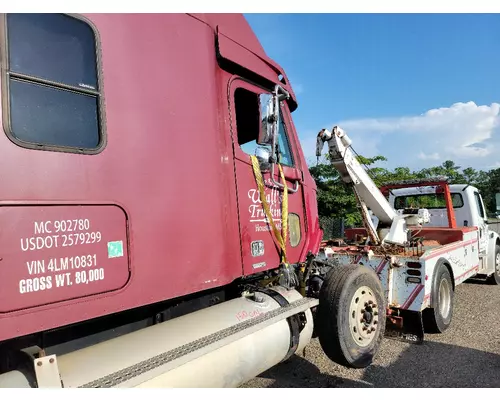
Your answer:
234,87 -> 294,167
3,13 -> 103,151
394,193 -> 464,209
473,192 -> 485,219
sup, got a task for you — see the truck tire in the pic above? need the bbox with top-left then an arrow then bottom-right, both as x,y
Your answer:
316,264 -> 386,369
487,245 -> 500,285
423,261 -> 454,333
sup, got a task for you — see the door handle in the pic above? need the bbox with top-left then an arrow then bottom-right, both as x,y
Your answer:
270,163 -> 300,193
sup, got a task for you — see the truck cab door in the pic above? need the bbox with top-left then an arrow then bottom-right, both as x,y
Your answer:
228,79 -> 307,276
473,190 -> 489,256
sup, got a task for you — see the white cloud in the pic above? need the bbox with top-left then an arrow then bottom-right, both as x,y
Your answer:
302,101 -> 500,170
418,152 -> 440,160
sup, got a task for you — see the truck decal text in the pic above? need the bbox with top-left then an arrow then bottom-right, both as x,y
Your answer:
20,218 -> 102,252
248,178 -> 284,232
16,219 -> 117,295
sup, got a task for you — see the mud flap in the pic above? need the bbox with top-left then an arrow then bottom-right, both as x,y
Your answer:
384,310 -> 424,344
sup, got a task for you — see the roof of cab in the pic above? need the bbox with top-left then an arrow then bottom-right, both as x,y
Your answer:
188,14 -> 267,59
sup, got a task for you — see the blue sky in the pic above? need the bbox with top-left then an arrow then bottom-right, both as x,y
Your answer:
244,13 -> 500,171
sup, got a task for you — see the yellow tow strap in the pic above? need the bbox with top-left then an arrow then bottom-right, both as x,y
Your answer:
250,155 -> 288,264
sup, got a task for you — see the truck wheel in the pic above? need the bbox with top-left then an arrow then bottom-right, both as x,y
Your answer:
487,245 -> 500,285
423,261 -> 454,333
316,264 -> 385,369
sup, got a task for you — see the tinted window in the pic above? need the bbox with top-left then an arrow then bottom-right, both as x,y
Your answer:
276,117 -> 294,167
5,13 -> 102,151
474,192 -> 485,218
7,13 -> 98,89
394,193 -> 464,209
10,80 -> 99,148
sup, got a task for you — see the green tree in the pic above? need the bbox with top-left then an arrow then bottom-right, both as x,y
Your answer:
309,154 -> 409,226
309,154 -> 500,227
309,157 -> 362,227
476,168 -> 500,214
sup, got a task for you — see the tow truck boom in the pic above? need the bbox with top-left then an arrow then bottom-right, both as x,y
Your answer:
316,126 -> 427,246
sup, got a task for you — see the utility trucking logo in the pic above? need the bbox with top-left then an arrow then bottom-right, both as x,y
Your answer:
247,178 -> 283,232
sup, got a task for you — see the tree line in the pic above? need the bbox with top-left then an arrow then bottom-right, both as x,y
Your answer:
308,155 -> 500,227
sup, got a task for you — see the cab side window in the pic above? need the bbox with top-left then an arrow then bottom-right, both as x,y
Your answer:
4,13 -> 103,151
275,115 -> 294,167
473,192 -> 485,219
234,87 -> 294,167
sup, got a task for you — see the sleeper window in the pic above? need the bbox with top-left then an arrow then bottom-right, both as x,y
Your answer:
5,13 -> 102,150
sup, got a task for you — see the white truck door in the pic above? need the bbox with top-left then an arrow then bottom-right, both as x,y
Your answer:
472,190 -> 489,256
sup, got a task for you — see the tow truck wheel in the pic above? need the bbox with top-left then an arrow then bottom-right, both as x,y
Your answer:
423,261 -> 454,333
487,245 -> 500,285
316,264 -> 385,369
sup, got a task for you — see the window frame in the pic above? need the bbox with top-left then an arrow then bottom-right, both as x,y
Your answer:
230,77 -> 297,169
275,106 -> 295,168
0,13 -> 107,155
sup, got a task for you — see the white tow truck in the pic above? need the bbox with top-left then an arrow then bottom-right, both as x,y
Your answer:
313,126 -> 500,354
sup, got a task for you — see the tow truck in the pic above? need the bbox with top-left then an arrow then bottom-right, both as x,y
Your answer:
314,126 -> 500,352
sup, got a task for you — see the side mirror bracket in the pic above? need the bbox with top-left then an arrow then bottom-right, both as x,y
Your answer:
257,84 -> 298,193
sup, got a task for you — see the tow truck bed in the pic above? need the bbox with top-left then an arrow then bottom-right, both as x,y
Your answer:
320,226 -> 480,313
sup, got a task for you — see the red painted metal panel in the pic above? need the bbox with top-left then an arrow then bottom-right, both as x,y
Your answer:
216,24 -> 298,110
189,14 -> 268,58
227,79 -> 307,275
0,13 -> 320,342
442,183 -> 457,228
0,13 -> 242,341
0,205 -> 129,312
217,33 -> 279,84
380,179 -> 450,194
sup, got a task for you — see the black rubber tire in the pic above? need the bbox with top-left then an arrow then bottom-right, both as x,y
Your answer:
423,261 -> 454,333
487,245 -> 500,285
316,264 -> 386,369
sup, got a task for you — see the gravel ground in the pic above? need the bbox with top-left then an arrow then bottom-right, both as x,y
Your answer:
242,279 -> 500,388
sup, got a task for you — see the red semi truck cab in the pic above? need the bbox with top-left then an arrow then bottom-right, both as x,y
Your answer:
0,13 -> 322,351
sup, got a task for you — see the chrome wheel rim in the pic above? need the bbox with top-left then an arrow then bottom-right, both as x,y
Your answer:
438,278 -> 451,319
349,286 -> 379,347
